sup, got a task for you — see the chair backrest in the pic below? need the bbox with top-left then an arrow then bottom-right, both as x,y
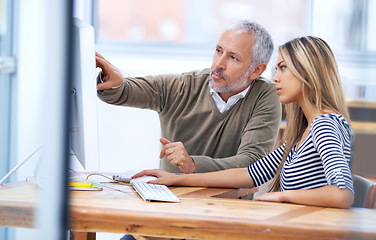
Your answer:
351,174 -> 376,209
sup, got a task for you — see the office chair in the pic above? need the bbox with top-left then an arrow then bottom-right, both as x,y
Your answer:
351,174 -> 376,209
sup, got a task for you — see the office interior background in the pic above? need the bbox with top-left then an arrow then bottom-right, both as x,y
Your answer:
0,0 -> 375,239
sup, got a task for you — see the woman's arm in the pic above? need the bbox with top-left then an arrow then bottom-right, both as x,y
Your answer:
254,185 -> 354,208
133,168 -> 254,189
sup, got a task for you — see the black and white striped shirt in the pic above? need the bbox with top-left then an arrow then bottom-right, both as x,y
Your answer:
248,114 -> 354,193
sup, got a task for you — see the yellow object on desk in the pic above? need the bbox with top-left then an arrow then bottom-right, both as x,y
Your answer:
68,180 -> 103,191
69,181 -> 93,188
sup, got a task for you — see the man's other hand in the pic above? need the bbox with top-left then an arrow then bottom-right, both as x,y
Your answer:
159,138 -> 196,173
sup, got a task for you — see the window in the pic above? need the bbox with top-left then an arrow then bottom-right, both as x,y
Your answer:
312,0 -> 376,101
96,0 -> 309,52
312,0 -> 376,51
95,0 -> 376,101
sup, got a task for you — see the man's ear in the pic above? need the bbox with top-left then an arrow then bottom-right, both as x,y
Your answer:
248,63 -> 267,80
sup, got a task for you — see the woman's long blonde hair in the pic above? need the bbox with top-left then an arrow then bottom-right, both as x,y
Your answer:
270,36 -> 351,192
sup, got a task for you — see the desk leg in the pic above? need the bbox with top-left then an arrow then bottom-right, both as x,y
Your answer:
70,231 -> 96,240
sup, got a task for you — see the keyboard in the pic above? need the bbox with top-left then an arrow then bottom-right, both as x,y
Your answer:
132,181 -> 180,203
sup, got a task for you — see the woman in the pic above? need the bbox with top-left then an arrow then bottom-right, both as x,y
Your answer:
134,36 -> 354,209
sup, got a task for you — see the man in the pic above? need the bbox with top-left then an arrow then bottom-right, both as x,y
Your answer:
96,20 -> 281,174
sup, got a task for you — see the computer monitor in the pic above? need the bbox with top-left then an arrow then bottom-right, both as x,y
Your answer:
69,18 -> 100,171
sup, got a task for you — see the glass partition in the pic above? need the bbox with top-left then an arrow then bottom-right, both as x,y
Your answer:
0,1 -> 72,240
0,0 -> 15,237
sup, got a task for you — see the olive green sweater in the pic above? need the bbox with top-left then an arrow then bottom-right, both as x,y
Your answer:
98,68 -> 281,173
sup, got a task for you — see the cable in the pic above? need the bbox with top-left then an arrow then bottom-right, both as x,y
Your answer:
80,171 -> 132,186
85,172 -> 113,181
99,183 -> 135,194
0,144 -> 43,184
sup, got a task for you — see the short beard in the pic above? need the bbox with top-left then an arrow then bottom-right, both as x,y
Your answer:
209,68 -> 251,93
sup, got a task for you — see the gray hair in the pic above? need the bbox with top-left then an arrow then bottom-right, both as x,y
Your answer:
225,20 -> 274,69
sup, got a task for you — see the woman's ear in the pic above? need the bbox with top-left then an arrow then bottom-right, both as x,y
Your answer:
248,63 -> 267,80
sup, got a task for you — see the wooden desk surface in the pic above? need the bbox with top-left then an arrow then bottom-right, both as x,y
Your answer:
1,176 -> 376,240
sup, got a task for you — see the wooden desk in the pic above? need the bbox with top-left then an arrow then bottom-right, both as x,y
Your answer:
1,176 -> 376,240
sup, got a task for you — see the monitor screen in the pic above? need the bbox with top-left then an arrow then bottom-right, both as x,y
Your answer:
69,18 -> 100,171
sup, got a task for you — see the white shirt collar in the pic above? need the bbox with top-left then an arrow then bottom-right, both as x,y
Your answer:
209,84 -> 251,113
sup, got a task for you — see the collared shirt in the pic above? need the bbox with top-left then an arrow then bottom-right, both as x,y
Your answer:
209,84 -> 251,113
